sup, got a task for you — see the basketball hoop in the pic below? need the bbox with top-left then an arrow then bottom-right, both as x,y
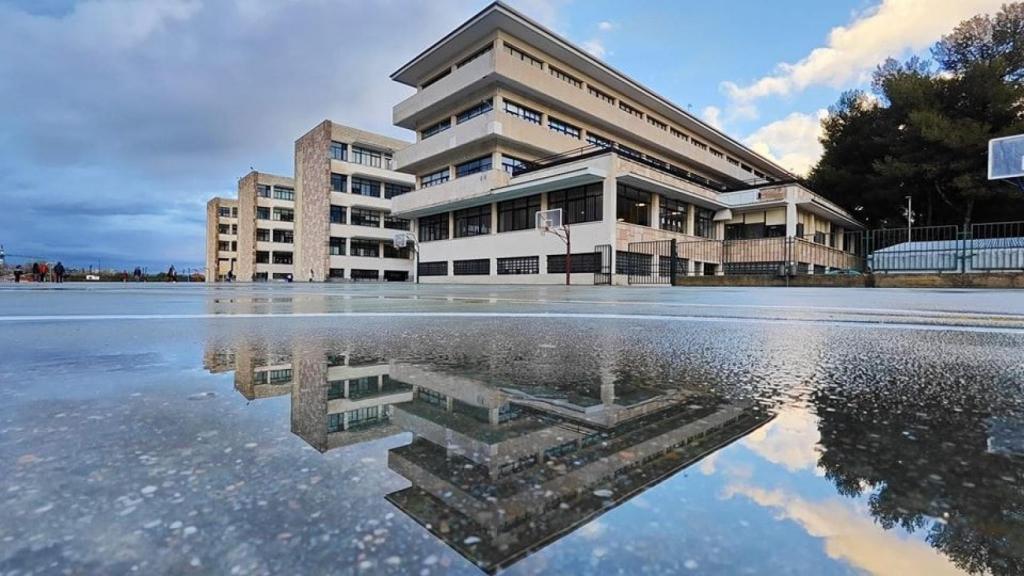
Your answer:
536,208 -> 563,236
392,231 -> 414,248
989,134 -> 1024,192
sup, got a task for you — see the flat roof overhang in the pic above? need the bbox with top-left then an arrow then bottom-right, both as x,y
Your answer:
616,173 -> 727,211
798,198 -> 865,230
394,165 -> 606,218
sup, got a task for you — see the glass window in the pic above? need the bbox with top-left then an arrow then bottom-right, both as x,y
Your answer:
383,215 -> 410,230
648,116 -> 668,130
454,204 -> 491,237
384,182 -> 412,199
418,213 -> 449,242
619,101 -> 643,118
330,205 -> 346,224
671,128 -> 689,141
351,177 -> 381,197
453,259 -> 490,275
501,155 -> 529,175
548,117 -> 580,139
547,252 -> 601,273
350,208 -> 380,227
349,239 -> 379,258
256,185 -> 271,198
271,229 -> 293,244
548,183 -> 603,225
272,207 -> 293,222
218,207 -> 232,217
330,141 -> 347,161
417,261 -> 448,276
350,269 -> 380,281
329,237 -> 345,256
503,100 -> 541,124
272,252 -> 293,265
695,207 -> 715,238
587,133 -> 614,148
455,155 -> 492,178
503,43 -> 543,68
497,256 -> 539,275
272,186 -> 294,201
421,118 -> 451,139
498,195 -> 540,232
549,66 -> 582,88
256,228 -> 270,242
331,173 -> 346,193
383,244 -> 410,259
588,86 -> 615,104
457,44 -> 492,68
256,207 -> 270,220
421,168 -> 449,188
218,224 -> 230,234
616,184 -> 650,226
660,197 -> 688,233
456,99 -> 493,124
255,251 -> 269,264
351,146 -> 391,169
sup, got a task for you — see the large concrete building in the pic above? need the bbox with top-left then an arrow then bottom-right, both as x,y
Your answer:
205,197 -> 238,281
388,1 -> 863,284
294,121 -> 417,282
206,122 -> 416,282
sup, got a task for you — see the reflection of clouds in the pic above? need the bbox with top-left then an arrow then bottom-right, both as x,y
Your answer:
577,520 -> 607,540
743,406 -> 823,474
699,451 -> 718,475
724,484 -> 964,576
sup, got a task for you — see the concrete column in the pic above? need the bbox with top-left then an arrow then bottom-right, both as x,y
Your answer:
686,203 -> 696,236
785,202 -> 798,237
650,194 -> 660,229
488,407 -> 500,425
602,173 -> 617,268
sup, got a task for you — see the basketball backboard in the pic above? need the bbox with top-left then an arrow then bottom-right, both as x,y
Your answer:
989,134 -> 1024,180
392,231 -> 414,248
536,208 -> 563,235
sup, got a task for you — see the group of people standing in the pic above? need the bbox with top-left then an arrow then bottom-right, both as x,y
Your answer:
12,261 -> 65,283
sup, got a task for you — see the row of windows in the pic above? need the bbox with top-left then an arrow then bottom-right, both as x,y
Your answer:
256,207 -> 294,222
491,37 -> 771,180
503,99 -> 542,124
273,187 -> 294,201
455,155 -> 492,178
217,224 -> 237,235
415,254 -> 613,276
421,168 -> 449,188
453,204 -> 491,237
255,251 -> 293,265
548,117 -> 580,139
453,258 -> 490,275
217,207 -> 237,218
217,241 -> 237,252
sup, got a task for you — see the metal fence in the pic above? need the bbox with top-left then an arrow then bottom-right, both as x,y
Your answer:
619,220 -> 1024,284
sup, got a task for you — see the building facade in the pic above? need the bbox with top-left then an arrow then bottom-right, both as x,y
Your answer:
236,171 -> 297,282
206,122 -> 417,282
294,121 -> 417,282
205,197 -> 238,281
388,2 -> 863,284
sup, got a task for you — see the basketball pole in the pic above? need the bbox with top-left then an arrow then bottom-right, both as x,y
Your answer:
565,225 -> 571,286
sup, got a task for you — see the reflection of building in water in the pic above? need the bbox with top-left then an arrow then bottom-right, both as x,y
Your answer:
203,339 -> 770,573
382,365 -> 772,573
291,351 -> 413,453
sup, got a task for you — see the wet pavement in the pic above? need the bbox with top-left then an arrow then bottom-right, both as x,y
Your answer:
1,283 -> 1023,575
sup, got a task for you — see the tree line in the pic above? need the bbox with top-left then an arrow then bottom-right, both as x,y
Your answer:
807,3 -> 1024,228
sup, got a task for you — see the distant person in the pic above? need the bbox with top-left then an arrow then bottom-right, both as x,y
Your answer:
39,262 -> 48,282
31,262 -> 39,282
122,270 -> 129,283
226,270 -> 234,283
53,262 -> 65,283
167,265 -> 177,283
286,273 -> 293,283
13,265 -> 22,283
133,267 -> 142,282
308,268 -> 314,282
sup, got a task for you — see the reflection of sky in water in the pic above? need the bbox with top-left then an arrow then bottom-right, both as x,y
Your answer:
1,313 -> 1022,575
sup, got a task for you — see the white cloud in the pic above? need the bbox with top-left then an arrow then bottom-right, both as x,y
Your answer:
724,0 -> 1005,103
702,106 -> 723,129
742,406 -> 823,473
743,110 -> 828,176
597,20 -> 616,31
724,484 -> 963,576
581,39 -> 606,58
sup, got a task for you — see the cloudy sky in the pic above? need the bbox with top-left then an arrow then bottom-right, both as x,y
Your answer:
0,0 -> 1007,270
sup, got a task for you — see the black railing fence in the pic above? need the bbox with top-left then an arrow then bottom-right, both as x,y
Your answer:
621,221 -> 1024,284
